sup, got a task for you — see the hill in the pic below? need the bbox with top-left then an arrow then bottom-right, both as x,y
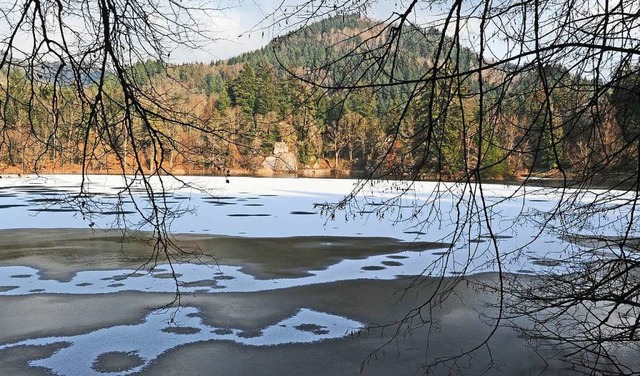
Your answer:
0,15 -> 632,181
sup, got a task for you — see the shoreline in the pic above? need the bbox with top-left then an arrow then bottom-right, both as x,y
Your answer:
1,170 -> 635,191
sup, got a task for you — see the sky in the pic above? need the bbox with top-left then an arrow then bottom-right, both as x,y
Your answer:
170,0 -> 507,65
0,0 -> 503,65
2,0 -> 615,74
170,0 -> 405,63
175,2 -> 273,63
177,0 -> 632,79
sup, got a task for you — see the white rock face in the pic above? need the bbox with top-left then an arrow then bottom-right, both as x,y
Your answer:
262,142 -> 297,172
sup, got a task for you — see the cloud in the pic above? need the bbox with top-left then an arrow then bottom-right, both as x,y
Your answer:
169,5 -> 273,63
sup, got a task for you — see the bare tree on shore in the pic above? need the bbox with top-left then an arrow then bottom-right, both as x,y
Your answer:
0,0 -> 239,283
1,0 -> 640,374
258,1 -> 640,374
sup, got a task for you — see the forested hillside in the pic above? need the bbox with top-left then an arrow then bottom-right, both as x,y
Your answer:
0,14 -> 634,180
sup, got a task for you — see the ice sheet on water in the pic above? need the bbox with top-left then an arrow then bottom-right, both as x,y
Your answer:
1,244 -> 543,296
0,175 -> 637,275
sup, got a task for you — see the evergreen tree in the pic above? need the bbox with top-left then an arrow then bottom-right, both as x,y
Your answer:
230,64 -> 257,116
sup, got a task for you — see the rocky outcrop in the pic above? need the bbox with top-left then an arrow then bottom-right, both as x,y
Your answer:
262,142 -> 298,172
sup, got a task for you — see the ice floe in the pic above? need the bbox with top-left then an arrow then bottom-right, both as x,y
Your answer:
0,306 -> 363,376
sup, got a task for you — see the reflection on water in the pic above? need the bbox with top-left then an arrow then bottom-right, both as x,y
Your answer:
0,306 -> 363,376
0,242 -> 561,297
0,175 -> 634,375
0,255 -> 389,295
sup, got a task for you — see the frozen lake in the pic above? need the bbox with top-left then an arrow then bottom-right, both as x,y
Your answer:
0,174 -> 634,375
0,174 -> 635,276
